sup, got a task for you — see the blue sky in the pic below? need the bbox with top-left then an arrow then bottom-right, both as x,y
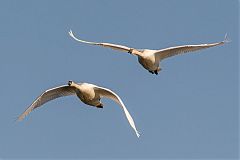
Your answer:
0,0 -> 238,159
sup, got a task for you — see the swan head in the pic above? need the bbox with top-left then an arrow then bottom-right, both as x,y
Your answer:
130,49 -> 143,56
68,80 -> 73,86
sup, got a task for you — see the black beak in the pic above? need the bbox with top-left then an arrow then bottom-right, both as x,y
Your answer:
68,81 -> 72,86
128,48 -> 133,54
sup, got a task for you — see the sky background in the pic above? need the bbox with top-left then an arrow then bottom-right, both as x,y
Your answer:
0,0 -> 239,159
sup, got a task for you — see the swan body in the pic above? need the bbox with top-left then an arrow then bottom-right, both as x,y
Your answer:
18,81 -> 140,137
69,30 -> 229,75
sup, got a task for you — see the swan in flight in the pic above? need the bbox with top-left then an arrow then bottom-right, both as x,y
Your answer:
18,81 -> 140,137
69,30 -> 230,75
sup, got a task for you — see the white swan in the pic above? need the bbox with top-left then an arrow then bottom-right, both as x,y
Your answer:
18,81 -> 140,137
69,30 -> 230,75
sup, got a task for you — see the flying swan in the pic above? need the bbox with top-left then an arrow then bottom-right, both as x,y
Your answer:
18,81 -> 140,137
69,30 -> 230,75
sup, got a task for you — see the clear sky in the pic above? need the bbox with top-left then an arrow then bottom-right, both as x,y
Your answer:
0,0 -> 238,159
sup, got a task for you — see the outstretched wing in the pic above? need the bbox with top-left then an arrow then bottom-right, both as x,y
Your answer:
94,85 -> 140,137
18,85 -> 76,121
69,30 -> 132,53
156,35 -> 229,60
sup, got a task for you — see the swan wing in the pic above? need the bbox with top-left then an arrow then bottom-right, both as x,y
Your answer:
156,35 -> 229,60
69,30 -> 132,53
94,85 -> 140,137
18,85 -> 76,121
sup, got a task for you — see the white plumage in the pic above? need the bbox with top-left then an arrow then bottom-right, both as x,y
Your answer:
18,81 -> 140,138
69,30 -> 230,75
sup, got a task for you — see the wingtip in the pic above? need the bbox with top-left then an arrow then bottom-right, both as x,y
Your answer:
136,131 -> 141,138
16,113 -> 27,122
16,116 -> 23,122
137,134 -> 140,138
224,33 -> 231,43
68,29 -> 73,37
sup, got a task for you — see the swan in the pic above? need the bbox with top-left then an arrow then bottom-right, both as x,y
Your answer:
18,81 -> 140,137
69,30 -> 230,75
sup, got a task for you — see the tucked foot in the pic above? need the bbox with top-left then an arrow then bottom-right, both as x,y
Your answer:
96,104 -> 103,108
149,71 -> 154,74
154,70 -> 158,75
